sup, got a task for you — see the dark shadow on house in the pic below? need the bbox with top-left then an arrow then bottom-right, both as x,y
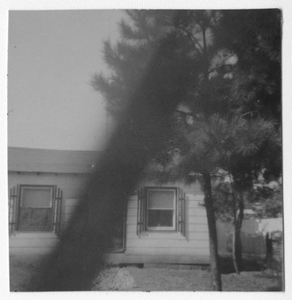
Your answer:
30,32 -> 194,291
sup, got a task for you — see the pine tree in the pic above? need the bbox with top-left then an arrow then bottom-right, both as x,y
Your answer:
215,9 -> 282,273
93,10 -> 225,291
92,9 -> 281,288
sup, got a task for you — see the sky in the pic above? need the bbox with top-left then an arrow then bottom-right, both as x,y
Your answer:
8,10 -> 125,151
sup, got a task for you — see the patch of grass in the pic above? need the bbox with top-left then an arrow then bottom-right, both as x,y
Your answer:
9,254 -> 48,291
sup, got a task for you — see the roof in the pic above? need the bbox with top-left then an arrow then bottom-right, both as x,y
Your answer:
243,209 -> 256,215
8,147 -> 101,174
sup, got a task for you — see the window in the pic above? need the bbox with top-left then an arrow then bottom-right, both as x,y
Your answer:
17,185 -> 55,232
137,187 -> 186,235
146,188 -> 176,230
9,185 -> 63,235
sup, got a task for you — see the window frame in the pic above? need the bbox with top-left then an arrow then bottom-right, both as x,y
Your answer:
17,184 -> 55,232
145,187 -> 178,232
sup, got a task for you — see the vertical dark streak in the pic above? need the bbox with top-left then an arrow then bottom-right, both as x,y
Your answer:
33,33 -> 192,291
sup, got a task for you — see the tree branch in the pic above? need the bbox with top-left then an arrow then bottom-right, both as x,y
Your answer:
164,18 -> 204,55
208,12 -> 222,27
241,110 -> 259,118
177,24 -> 204,54
208,53 -> 237,74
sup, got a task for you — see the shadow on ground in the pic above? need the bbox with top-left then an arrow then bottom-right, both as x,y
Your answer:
219,256 -> 265,274
10,253 -> 283,292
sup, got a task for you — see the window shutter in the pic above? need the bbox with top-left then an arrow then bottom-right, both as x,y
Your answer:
53,187 -> 63,237
137,188 -> 145,234
9,186 -> 19,236
178,188 -> 186,236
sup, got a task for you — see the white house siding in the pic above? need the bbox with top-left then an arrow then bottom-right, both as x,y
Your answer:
122,180 -> 210,265
8,233 -> 59,255
9,168 -> 210,264
9,171 -> 88,254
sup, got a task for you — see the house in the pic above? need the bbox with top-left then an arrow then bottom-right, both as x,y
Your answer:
8,147 -> 210,265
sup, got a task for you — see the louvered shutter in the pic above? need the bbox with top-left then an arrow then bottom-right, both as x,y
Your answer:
9,186 -> 19,236
137,188 -> 146,234
178,188 -> 186,236
53,187 -> 63,237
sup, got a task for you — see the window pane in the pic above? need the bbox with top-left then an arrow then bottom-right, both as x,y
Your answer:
18,208 -> 53,231
22,188 -> 52,208
30,208 -> 52,228
148,190 -> 174,209
148,210 -> 173,227
18,208 -> 31,227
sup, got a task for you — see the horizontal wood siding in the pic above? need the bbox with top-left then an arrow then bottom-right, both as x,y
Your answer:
125,247 -> 209,256
9,232 -> 58,254
104,253 -> 210,265
10,237 -> 59,248
126,231 -> 208,240
126,239 -> 209,248
122,254 -> 209,265
124,181 -> 209,264
127,215 -> 207,225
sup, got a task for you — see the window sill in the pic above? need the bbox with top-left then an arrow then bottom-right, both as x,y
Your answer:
10,231 -> 57,238
137,231 -> 185,238
106,248 -> 125,254
146,229 -> 177,233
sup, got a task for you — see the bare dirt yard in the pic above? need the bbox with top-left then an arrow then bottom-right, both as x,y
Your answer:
9,254 -> 283,292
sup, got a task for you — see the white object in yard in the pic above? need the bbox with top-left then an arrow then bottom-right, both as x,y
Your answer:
257,218 -> 283,237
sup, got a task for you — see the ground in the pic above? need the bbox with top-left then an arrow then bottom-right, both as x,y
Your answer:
9,254 -> 283,292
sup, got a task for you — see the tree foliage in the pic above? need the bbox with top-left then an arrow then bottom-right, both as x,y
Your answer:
92,9 -> 281,288
216,10 -> 281,123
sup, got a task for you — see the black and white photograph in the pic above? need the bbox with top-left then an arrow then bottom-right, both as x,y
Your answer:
4,3 -> 289,296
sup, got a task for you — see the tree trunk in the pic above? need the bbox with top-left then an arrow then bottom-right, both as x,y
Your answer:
265,233 -> 273,269
201,24 -> 222,291
231,189 -> 244,274
233,195 -> 244,273
203,173 -> 222,291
